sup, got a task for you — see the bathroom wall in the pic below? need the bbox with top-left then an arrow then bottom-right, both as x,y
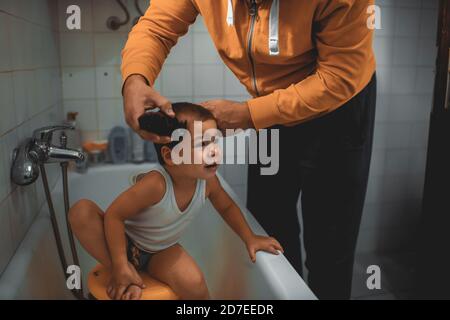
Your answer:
0,0 -> 64,276
356,0 -> 438,253
57,0 -> 249,201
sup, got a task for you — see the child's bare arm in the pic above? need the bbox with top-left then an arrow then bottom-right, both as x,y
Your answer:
207,175 -> 254,242
207,175 -> 284,262
104,171 -> 165,269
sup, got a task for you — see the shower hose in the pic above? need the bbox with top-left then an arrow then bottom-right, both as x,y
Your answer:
39,163 -> 84,300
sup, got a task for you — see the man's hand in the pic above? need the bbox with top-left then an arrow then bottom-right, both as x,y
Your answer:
123,74 -> 174,143
245,235 -> 284,263
107,262 -> 145,300
199,99 -> 255,132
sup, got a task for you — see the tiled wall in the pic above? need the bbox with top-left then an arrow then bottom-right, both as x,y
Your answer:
0,0 -> 63,275
57,0 -> 249,200
356,0 -> 438,253
56,0 -> 437,255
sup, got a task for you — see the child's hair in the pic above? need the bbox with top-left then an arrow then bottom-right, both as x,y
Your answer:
139,102 -> 215,165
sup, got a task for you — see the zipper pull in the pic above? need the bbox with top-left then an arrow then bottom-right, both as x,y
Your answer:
249,0 -> 257,16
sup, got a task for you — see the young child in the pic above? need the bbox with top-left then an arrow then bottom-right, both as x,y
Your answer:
69,102 -> 284,300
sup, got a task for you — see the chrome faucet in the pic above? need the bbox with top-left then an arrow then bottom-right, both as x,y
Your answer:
11,125 -> 85,186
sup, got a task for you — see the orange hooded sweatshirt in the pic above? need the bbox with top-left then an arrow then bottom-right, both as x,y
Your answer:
121,0 -> 376,130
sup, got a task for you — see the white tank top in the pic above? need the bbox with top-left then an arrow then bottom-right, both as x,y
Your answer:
125,164 -> 206,253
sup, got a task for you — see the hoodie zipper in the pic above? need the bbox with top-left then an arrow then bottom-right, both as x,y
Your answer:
247,0 -> 260,96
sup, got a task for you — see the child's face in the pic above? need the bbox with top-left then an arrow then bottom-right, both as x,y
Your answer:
164,118 -> 222,179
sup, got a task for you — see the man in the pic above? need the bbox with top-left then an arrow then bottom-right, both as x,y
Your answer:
121,0 -> 376,299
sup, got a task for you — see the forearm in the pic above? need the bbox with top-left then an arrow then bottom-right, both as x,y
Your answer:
104,214 -> 128,268
220,204 -> 255,243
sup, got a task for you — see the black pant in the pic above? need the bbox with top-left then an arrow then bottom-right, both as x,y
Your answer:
247,74 -> 377,300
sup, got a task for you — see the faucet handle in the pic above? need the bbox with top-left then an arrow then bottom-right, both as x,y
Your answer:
33,125 -> 75,143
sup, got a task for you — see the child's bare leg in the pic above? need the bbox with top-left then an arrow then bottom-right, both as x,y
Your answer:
69,199 -> 143,300
147,243 -> 210,300
68,199 -> 112,268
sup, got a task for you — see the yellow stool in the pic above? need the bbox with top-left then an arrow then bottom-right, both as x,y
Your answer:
87,264 -> 179,300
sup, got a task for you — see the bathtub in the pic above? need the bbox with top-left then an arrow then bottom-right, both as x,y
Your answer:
0,163 -> 316,300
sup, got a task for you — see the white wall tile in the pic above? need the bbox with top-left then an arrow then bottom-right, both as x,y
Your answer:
166,33 -> 193,65
385,123 -> 411,149
0,199 -> 14,274
43,30 -> 60,68
0,0 -> 13,12
96,66 -> 123,98
8,0 -> 50,26
9,17 -> 34,70
375,94 -> 390,123
8,185 -> 38,247
30,25 -> 44,69
161,65 -> 193,97
389,95 -> 418,123
194,65 -> 224,96
408,147 -> 427,176
391,67 -> 416,94
373,124 -> 388,149
409,123 -> 429,148
0,13 -> 12,72
0,138 -> 8,202
0,129 -> 19,201
60,32 -> 94,66
94,33 -> 127,66
415,67 -> 435,95
418,37 -> 437,67
394,8 -> 421,37
192,16 -> 207,33
422,0 -> 439,9
12,71 -> 31,125
389,95 -> 432,123
360,204 -> 382,230
420,9 -> 439,37
0,73 -> 17,136
365,175 -> 384,205
224,68 -> 248,96
369,149 -> 386,177
375,67 -> 392,94
392,37 -> 419,66
381,174 -> 409,204
193,33 -> 221,64
395,0 -> 421,8
62,67 -> 96,99
34,69 -> 54,112
385,149 -> 410,175
373,37 -> 393,66
356,228 -> 378,253
97,98 -> 126,130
